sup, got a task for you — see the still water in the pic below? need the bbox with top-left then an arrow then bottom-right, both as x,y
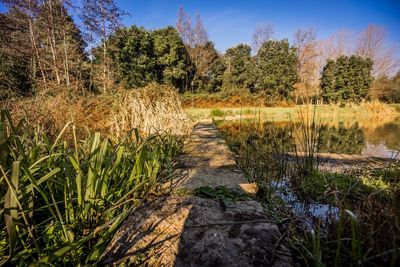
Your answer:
216,116 -> 400,225
216,116 -> 400,159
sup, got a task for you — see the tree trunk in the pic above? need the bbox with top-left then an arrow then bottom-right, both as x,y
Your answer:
47,0 -> 61,85
62,28 -> 70,88
60,2 -> 70,89
28,17 -> 47,89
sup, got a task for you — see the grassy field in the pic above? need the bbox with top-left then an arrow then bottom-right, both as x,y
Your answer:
185,103 -> 400,121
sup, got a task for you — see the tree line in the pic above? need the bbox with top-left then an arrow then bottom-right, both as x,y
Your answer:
1,1 -> 399,103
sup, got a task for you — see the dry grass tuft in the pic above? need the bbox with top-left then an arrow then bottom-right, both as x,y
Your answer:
1,83 -> 193,138
358,100 -> 396,113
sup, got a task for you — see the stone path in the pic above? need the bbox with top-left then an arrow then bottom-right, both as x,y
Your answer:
175,121 -> 257,193
102,121 -> 292,266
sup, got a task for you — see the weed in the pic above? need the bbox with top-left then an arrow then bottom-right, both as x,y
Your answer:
210,108 -> 225,117
193,186 -> 251,202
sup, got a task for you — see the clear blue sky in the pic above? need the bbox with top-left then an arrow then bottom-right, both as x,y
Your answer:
1,0 -> 399,52
118,0 -> 400,52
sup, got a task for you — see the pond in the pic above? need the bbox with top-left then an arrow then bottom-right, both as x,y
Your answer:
216,115 -> 400,159
215,115 -> 400,231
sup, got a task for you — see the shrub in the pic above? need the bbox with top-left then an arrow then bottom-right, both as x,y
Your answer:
210,108 -> 225,117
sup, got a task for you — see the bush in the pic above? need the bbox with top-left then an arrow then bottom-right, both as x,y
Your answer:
210,108 -> 225,117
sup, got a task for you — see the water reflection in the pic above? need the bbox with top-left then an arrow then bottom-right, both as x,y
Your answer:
217,117 -> 400,159
217,117 -> 400,222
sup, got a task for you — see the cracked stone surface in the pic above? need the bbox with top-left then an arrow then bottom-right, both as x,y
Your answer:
102,122 -> 292,266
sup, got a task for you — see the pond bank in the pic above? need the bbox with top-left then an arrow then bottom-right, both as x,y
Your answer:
102,121 -> 292,266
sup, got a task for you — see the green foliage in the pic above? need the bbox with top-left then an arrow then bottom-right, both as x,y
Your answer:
210,108 -> 225,117
0,110 -> 182,265
254,39 -> 298,102
110,26 -> 156,88
107,25 -> 192,91
321,55 -> 373,103
190,42 -> 226,93
222,44 -> 253,93
193,186 -> 250,201
0,11 -> 33,98
152,26 -> 192,92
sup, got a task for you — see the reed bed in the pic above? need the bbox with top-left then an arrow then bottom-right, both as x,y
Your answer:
0,110 -> 183,265
1,83 -> 193,139
216,111 -> 400,266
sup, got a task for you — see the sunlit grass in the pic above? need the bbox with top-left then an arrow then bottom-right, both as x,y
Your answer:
184,103 -> 400,121
0,110 -> 182,265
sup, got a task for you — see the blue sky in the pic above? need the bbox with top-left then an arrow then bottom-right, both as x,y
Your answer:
117,0 -> 400,52
1,0 -> 399,52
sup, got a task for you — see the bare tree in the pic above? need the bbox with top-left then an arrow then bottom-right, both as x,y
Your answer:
82,0 -> 125,92
1,0 -> 48,89
356,24 -> 400,77
293,27 -> 319,103
192,12 -> 208,47
252,23 -> 274,54
176,5 -> 193,46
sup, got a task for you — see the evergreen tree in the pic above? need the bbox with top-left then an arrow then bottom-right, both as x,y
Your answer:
152,26 -> 191,92
107,25 -> 194,90
320,55 -> 373,103
223,44 -> 253,92
320,59 -> 337,102
0,9 -> 33,98
254,39 -> 298,101
111,26 -> 156,88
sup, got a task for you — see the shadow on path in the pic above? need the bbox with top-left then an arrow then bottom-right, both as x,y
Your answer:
101,122 -> 292,266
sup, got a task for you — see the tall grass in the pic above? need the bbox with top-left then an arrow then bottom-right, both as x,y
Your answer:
216,112 -> 400,266
0,110 -> 182,265
1,83 -> 193,139
291,106 -> 322,182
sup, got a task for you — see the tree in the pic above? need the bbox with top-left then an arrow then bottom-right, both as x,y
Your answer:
0,9 -> 33,98
192,12 -> 208,47
108,26 -> 156,88
320,59 -> 337,102
1,0 -> 87,95
82,0 -> 125,92
356,24 -> 400,77
320,55 -> 373,103
190,42 -> 224,92
176,5 -> 193,46
152,26 -> 192,92
293,28 -> 319,103
176,6 -> 218,92
370,72 -> 400,102
1,0 -> 49,89
223,44 -> 253,92
36,0 -> 86,90
106,25 -> 193,91
252,23 -> 274,54
254,39 -> 298,101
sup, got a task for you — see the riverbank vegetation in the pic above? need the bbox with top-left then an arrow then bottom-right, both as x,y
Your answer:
185,102 -> 400,120
216,112 -> 400,266
0,110 -> 184,265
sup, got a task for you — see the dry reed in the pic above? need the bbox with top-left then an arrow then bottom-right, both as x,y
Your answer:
0,83 -> 193,138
